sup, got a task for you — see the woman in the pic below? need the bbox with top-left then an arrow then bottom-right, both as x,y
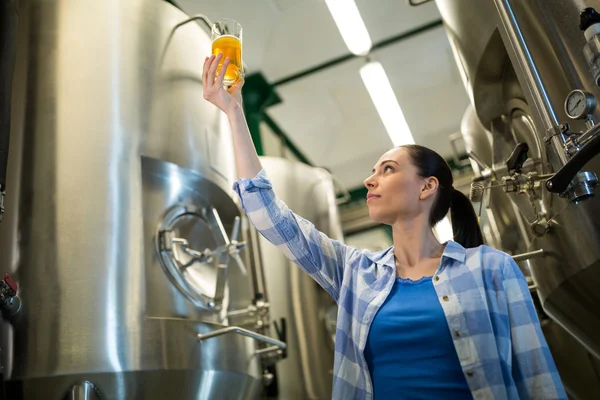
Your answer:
202,53 -> 567,400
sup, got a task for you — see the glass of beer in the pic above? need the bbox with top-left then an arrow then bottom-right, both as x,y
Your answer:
211,18 -> 243,87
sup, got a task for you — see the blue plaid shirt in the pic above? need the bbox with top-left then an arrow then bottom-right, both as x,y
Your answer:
234,170 -> 567,400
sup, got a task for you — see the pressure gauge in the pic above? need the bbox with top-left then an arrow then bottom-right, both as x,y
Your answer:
564,89 -> 597,119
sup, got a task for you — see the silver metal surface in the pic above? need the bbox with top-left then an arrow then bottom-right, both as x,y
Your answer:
459,108 -> 600,398
440,0 -> 600,395
460,106 -> 533,253
566,171 -> 599,204
492,0 -> 559,131
257,157 -> 343,400
156,201 -> 249,311
8,370 -> 261,400
0,1 -> 265,398
65,381 -> 103,400
583,32 -> 600,85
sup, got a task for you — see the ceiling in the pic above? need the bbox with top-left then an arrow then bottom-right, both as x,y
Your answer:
175,0 -> 470,190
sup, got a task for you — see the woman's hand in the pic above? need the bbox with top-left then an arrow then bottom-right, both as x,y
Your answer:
202,53 -> 244,115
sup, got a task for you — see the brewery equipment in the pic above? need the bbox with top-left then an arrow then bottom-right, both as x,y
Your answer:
430,0 -> 600,396
434,0 -> 600,360
0,1 -> 284,398
256,157 -> 344,400
458,105 -> 600,399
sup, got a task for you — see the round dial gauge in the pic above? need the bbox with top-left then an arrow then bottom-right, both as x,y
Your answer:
564,90 -> 597,119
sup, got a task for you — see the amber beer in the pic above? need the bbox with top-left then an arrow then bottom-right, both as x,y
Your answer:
211,19 -> 243,87
212,35 -> 242,86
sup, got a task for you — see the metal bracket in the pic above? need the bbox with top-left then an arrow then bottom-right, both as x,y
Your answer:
545,123 -> 570,145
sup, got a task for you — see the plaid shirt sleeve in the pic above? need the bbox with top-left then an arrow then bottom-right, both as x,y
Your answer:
233,170 -> 351,302
501,257 -> 568,400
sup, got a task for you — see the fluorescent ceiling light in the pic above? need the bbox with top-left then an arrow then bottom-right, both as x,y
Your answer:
324,0 -> 372,55
360,61 -> 415,146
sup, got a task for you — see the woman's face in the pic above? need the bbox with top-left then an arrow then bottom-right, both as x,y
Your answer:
363,147 -> 437,225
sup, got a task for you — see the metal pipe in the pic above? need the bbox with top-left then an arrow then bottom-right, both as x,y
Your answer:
198,326 -> 287,349
512,249 -> 545,262
575,122 -> 600,150
492,0 -> 569,166
158,14 -> 212,67
253,345 -> 283,357
492,0 -> 559,130
0,0 -> 20,223
249,224 -> 270,304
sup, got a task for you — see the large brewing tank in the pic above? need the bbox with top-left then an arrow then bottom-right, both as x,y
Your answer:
0,1 -> 281,398
434,0 -> 600,363
256,157 -> 343,400
460,106 -> 600,399
461,106 -> 531,254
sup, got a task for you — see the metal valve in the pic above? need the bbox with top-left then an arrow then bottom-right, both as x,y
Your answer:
157,205 -> 250,311
0,273 -> 20,317
502,172 -> 553,195
170,212 -> 248,276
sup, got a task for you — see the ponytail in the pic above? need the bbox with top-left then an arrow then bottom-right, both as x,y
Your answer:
450,188 -> 484,248
401,144 -> 485,249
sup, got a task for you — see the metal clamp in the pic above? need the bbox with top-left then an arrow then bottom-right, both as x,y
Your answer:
561,171 -> 598,204
545,123 -> 570,145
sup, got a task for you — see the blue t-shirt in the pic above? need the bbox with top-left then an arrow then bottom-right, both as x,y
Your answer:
365,276 -> 473,399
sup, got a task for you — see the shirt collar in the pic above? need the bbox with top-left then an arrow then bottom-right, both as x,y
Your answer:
364,240 -> 466,268
442,240 -> 467,263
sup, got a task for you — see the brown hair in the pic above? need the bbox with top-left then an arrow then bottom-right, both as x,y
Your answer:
402,145 -> 484,248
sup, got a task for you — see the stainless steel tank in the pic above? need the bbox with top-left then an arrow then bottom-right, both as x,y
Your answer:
0,1 -> 283,398
434,0 -> 600,362
459,105 -> 600,399
460,105 -> 533,255
256,157 -> 343,400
